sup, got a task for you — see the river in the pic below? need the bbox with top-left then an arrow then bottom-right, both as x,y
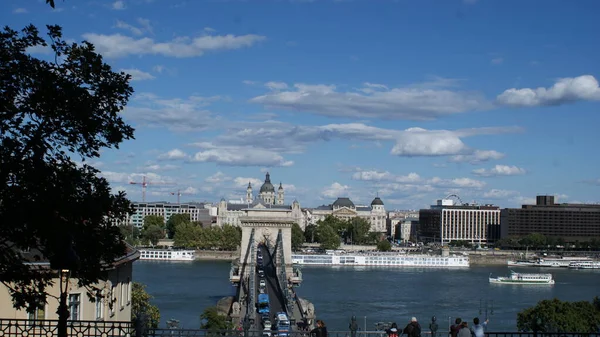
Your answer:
134,261 -> 600,331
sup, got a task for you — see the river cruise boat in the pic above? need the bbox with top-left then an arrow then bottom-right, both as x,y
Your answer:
489,271 -> 554,285
139,249 -> 195,261
568,261 -> 600,269
507,257 -> 590,268
291,253 -> 469,267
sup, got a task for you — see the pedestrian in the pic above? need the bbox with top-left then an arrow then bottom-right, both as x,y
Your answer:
349,316 -> 359,337
470,317 -> 489,337
457,321 -> 470,337
386,322 -> 399,337
403,317 -> 421,337
311,319 -> 328,337
450,318 -> 462,337
429,316 -> 439,337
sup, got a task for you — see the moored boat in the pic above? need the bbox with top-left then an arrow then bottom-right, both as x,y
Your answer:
139,248 -> 196,261
568,261 -> 600,269
489,271 -> 554,285
291,253 -> 469,267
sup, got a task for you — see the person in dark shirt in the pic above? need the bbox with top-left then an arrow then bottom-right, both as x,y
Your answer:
386,322 -> 399,337
450,318 -> 462,337
311,319 -> 328,337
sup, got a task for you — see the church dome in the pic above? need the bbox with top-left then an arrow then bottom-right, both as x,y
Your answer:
371,197 -> 384,206
333,197 -> 355,208
260,172 -> 275,193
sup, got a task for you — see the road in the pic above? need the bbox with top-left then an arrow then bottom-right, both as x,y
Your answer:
257,245 -> 287,328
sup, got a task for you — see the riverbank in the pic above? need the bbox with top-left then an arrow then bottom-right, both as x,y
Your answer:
194,250 -> 238,261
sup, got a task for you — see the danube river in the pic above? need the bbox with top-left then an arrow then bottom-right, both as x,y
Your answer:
134,261 -> 599,331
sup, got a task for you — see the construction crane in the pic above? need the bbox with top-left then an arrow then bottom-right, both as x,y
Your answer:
129,176 -> 174,202
170,189 -> 198,204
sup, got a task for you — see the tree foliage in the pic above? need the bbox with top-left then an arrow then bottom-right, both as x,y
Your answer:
166,213 -> 190,239
317,224 -> 340,250
304,224 -> 318,243
143,215 -> 164,230
173,224 -> 241,250
200,306 -> 232,330
346,217 -> 372,244
132,282 -> 160,330
311,216 -> 374,247
291,223 -> 305,251
377,240 -> 392,252
119,224 -> 141,246
142,226 -> 164,246
517,297 -> 600,333
0,24 -> 134,310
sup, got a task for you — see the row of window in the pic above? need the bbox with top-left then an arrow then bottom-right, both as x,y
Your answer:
28,281 -> 131,321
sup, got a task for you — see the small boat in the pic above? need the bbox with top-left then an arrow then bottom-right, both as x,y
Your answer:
489,271 -> 555,285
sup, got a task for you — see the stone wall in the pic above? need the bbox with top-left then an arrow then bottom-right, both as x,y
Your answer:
195,250 -> 239,261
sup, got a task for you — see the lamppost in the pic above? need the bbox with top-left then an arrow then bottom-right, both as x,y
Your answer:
49,235 -> 80,337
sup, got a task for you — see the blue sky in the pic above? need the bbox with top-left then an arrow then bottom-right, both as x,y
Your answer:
5,0 -> 600,209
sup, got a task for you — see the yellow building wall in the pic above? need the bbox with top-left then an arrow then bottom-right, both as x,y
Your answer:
0,261 -> 134,322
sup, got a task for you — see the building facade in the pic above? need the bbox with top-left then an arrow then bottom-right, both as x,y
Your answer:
310,197 -> 387,233
114,202 -> 213,228
419,199 -> 501,244
217,173 -> 307,229
501,195 -> 600,241
0,247 -> 139,322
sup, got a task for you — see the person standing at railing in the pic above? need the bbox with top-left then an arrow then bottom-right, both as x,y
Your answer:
457,322 -> 470,337
469,318 -> 488,337
429,317 -> 439,337
449,318 -> 462,337
311,319 -> 328,337
403,317 -> 421,337
385,322 -> 399,337
349,316 -> 359,337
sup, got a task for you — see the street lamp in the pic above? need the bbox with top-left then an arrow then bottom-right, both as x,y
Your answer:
49,235 -> 80,337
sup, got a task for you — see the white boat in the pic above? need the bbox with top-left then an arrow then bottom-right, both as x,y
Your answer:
489,271 -> 554,285
139,249 -> 195,261
291,253 -> 469,267
507,260 -> 537,267
568,261 -> 600,269
507,257 -> 591,268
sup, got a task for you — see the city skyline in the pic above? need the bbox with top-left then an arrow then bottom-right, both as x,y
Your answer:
6,0 -> 600,209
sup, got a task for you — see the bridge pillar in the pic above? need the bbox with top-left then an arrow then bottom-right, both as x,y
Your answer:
239,217 -> 295,278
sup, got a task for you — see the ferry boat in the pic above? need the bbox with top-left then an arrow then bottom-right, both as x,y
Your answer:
489,271 -> 554,285
139,249 -> 196,261
291,253 -> 469,267
507,257 -> 591,268
568,261 -> 600,269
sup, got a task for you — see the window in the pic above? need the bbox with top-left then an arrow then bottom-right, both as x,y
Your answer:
95,294 -> 104,320
109,285 -> 116,316
28,304 -> 45,321
68,294 -> 81,321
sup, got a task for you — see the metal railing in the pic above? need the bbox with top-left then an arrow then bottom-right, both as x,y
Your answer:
0,319 -> 134,336
247,228 -> 256,325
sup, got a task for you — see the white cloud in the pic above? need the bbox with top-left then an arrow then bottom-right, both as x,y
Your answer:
204,27 -> 216,33
26,45 -> 52,55
390,127 -> 469,156
124,93 -> 223,131
158,149 -> 189,161
250,81 -> 490,121
82,32 -> 266,58
428,177 -> 486,189
189,142 -> 294,167
120,68 -> 155,81
115,20 -> 143,36
206,172 -> 232,184
243,80 -> 258,85
233,177 -> 263,188
321,182 -> 351,199
352,170 -> 421,184
112,1 -> 126,10
265,81 -> 288,91
152,65 -> 164,73
100,171 -> 174,184
491,57 -> 503,65
143,164 -> 178,171
13,8 -> 28,13
472,165 -> 527,177
497,75 -> 600,107
450,150 -> 505,164
482,189 -> 519,199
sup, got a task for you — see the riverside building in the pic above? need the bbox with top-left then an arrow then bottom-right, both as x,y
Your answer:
500,195 -> 600,241
419,198 -> 501,245
309,197 -> 387,233
114,202 -> 213,228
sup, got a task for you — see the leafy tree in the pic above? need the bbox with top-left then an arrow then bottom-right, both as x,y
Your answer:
520,233 -> 547,248
166,213 -> 190,239
377,240 -> 392,252
173,222 -> 201,248
517,297 -> 600,333
347,217 -> 371,244
132,282 -> 160,330
119,224 -> 141,246
200,306 -> 232,330
143,215 -> 164,231
0,24 -> 134,311
142,226 -> 164,246
220,225 -> 242,251
317,224 -> 340,250
317,215 -> 347,237
304,224 -> 318,243
291,223 -> 305,251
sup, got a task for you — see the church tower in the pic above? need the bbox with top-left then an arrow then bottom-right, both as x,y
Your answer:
277,182 -> 284,205
246,182 -> 253,204
259,172 -> 275,205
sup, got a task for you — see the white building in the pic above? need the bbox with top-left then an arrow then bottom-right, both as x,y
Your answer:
216,173 -> 308,229
114,202 -> 213,228
310,197 -> 387,233
419,199 -> 501,245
